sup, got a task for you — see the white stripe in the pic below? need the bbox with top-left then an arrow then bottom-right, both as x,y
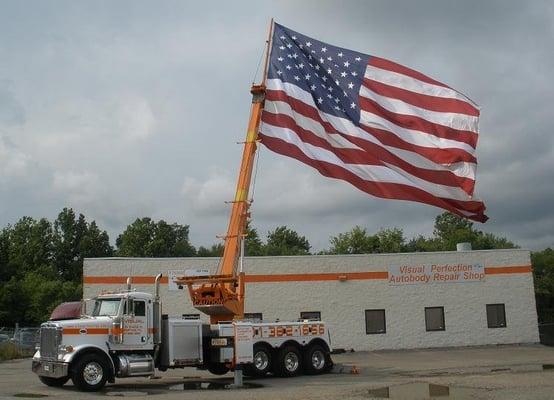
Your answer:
260,123 -> 476,202
266,79 -> 476,154
359,85 -> 479,133
364,65 -> 479,108
360,110 -> 476,155
265,99 -> 476,181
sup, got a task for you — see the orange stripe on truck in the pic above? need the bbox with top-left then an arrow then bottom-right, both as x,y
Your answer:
63,328 -> 109,335
83,265 -> 532,285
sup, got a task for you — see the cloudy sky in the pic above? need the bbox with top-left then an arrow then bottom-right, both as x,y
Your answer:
0,1 -> 552,251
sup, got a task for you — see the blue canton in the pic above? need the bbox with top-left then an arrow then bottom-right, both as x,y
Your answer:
267,23 -> 370,123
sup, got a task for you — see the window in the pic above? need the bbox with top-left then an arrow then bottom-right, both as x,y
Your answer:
244,313 -> 263,321
133,301 -> 145,317
300,311 -> 321,321
365,309 -> 386,334
92,299 -> 121,317
486,304 -> 506,328
182,314 -> 200,320
425,307 -> 445,331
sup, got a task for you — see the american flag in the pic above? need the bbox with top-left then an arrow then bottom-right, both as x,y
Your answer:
259,23 -> 487,222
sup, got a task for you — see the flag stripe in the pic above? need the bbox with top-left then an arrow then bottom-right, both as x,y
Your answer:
264,97 -> 476,181
368,56 -> 450,89
258,131 -> 486,221
260,122 -> 478,202
362,78 -> 479,117
359,84 -> 479,133
266,84 -> 477,164
262,105 -> 476,194
364,65 -> 479,108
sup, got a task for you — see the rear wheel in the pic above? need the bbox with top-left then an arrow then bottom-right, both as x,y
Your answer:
273,345 -> 302,377
244,344 -> 273,377
303,344 -> 331,375
71,354 -> 109,392
39,376 -> 69,387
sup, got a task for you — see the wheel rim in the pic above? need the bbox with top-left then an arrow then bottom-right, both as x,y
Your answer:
83,361 -> 103,385
254,350 -> 269,371
311,350 -> 325,370
284,351 -> 299,372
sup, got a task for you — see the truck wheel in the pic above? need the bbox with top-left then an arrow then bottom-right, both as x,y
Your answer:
71,354 -> 109,392
303,344 -> 330,375
207,363 -> 229,375
39,376 -> 69,387
274,345 -> 302,377
244,344 -> 272,377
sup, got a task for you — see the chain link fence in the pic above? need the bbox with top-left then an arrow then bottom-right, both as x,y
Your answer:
0,326 -> 40,359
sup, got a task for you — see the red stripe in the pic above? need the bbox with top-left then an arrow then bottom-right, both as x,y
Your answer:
368,56 -> 450,89
258,133 -> 487,222
267,89 -> 477,164
359,96 -> 478,150
362,78 -> 479,117
262,111 -> 476,195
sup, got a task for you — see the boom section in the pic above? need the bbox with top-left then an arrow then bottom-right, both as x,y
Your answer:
174,85 -> 265,323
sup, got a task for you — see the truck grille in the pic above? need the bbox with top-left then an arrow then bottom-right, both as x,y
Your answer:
40,326 -> 61,360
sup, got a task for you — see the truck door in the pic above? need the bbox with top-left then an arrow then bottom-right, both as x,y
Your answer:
123,298 -> 149,346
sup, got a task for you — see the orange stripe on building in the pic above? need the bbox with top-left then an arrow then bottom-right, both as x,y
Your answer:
83,265 -> 532,285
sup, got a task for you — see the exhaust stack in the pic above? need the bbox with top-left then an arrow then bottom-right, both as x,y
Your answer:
154,273 -> 162,301
126,277 -> 132,291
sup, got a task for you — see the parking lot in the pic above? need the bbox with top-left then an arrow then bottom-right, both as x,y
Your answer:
1,344 -> 554,399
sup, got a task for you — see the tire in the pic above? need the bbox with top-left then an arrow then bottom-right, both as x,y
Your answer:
207,363 -> 229,375
71,354 -> 109,392
244,344 -> 273,377
303,344 -> 331,375
39,376 -> 69,387
273,345 -> 302,377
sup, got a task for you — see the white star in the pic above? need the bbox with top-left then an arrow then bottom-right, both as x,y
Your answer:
315,65 -> 320,70
341,71 -> 347,77
328,86 -> 333,92
327,93 -> 332,98
327,68 -> 332,74
334,97 -> 340,103
344,61 -> 350,67
279,35 -> 286,40
338,52 -> 343,57
294,75 -> 300,81
299,44 -> 303,49
350,102 -> 356,109
310,84 -> 316,90
287,54 -> 292,58
299,63 -> 304,69
277,70 -> 282,75
348,82 -> 354,89
327,56 -> 333,61
292,35 -> 297,40
319,57 -> 325,64
343,91 -> 348,97
277,57 -> 284,62
355,56 -> 361,61
322,76 -> 327,82
351,71 -> 358,76
279,46 -> 285,50
286,43 -> 292,49
317,97 -> 323,104
321,47 -> 327,52
305,73 -> 311,80
286,65 -> 292,70
335,79 -> 340,85
308,55 -> 312,60
292,53 -> 298,59
335,105 -> 340,110
294,64 -> 299,69
306,41 -> 312,47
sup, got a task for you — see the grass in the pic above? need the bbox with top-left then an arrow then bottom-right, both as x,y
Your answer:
0,342 -> 29,361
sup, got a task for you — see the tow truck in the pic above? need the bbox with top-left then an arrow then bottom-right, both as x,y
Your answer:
32,20 -> 333,391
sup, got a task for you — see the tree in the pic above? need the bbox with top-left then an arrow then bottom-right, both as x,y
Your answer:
244,222 -> 264,256
328,226 -> 378,254
532,248 -> 554,323
197,244 -> 224,257
264,226 -> 310,256
116,218 -> 196,257
376,228 -> 406,253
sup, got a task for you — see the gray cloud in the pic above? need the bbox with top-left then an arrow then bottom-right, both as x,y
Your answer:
0,1 -> 552,251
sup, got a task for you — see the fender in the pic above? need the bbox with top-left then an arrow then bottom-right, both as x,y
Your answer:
63,344 -> 116,378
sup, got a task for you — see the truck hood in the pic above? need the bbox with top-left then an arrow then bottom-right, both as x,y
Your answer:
47,316 -> 113,332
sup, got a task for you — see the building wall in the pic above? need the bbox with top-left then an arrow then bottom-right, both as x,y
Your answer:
83,249 -> 540,351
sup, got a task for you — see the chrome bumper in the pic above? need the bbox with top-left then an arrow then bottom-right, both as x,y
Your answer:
32,359 -> 68,379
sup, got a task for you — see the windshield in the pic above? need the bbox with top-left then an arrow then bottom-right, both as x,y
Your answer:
92,299 -> 121,317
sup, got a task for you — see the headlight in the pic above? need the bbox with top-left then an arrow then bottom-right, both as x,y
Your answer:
58,344 -> 74,354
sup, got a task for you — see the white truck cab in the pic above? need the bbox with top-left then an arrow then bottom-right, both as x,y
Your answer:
32,275 -> 332,391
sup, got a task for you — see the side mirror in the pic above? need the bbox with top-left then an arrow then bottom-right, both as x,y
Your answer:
123,298 -> 135,317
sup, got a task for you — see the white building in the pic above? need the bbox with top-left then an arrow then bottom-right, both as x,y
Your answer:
83,248 -> 539,351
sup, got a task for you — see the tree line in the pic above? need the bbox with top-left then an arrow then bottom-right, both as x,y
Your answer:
0,208 -> 552,326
